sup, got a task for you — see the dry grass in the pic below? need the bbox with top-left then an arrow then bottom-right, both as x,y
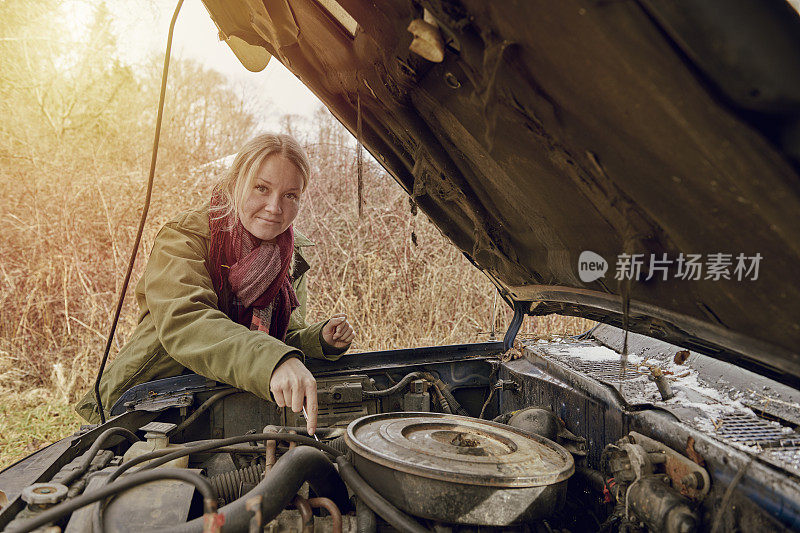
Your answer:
0,110 -> 592,469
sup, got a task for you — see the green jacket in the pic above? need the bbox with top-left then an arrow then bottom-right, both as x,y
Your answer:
76,207 -> 345,423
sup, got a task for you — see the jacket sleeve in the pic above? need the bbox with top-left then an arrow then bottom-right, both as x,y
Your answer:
144,222 -> 303,401
284,269 -> 348,361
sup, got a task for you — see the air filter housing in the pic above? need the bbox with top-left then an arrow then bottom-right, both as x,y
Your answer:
345,412 -> 574,525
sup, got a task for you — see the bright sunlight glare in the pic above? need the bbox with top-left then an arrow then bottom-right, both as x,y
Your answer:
64,0 -> 322,131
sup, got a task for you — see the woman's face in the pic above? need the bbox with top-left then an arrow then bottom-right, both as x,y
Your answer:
238,155 -> 305,241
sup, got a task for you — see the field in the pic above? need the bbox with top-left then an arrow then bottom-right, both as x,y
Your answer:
0,112 -> 592,469
0,3 -> 592,469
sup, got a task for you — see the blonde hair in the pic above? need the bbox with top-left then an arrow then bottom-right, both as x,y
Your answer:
211,133 -> 310,223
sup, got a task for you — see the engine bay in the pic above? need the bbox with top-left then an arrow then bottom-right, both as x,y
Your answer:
2,326 -> 800,532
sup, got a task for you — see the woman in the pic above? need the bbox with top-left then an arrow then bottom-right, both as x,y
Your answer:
76,133 -> 354,435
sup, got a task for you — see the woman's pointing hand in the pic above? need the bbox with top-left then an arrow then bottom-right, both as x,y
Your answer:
269,357 -> 317,435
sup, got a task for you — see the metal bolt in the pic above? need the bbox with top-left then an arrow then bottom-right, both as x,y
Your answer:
444,72 -> 461,89
680,472 -> 703,490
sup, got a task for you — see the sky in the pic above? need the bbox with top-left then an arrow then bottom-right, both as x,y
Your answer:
102,0 -> 324,129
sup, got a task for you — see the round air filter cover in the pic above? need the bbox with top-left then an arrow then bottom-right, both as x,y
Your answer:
345,412 -> 574,525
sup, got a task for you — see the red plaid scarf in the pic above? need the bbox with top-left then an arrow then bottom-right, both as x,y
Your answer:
208,194 -> 299,340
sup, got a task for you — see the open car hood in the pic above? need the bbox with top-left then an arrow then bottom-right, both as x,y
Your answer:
202,0 -> 800,387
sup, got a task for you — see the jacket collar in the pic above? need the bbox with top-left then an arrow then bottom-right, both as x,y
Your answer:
293,230 -> 314,248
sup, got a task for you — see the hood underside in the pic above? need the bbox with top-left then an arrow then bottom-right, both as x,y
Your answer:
202,0 -> 800,387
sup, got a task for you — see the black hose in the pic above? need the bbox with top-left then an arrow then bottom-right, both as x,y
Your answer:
173,389 -> 237,434
362,372 -> 425,398
159,446 -> 349,533
58,427 -> 139,486
210,462 -> 265,503
66,450 -> 114,499
356,496 -> 378,533
336,456 -> 429,533
432,379 -> 469,417
574,466 -> 608,493
274,427 -> 344,439
328,435 -> 349,455
90,444 -> 268,533
8,469 -> 215,533
87,431 -> 340,529
206,445 -> 268,454
104,432 -> 341,488
93,0 -> 185,424
430,383 -> 452,413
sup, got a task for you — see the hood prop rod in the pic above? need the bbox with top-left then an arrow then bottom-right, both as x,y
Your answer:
503,301 -> 531,352
93,0 -> 184,424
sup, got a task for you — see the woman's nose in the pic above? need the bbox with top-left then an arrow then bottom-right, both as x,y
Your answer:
263,194 -> 282,214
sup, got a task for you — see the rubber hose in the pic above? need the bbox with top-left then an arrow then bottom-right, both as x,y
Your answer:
362,372 -> 425,398
105,432 -> 341,488
210,462 -> 265,503
8,469 -> 215,533
335,456 -> 429,533
159,446 -> 349,533
173,389 -> 237,434
430,383 -> 452,413
58,427 -> 139,486
434,379 -> 469,417
356,496 -> 378,533
91,449 -> 265,532
575,466 -> 607,494
328,435 -> 349,455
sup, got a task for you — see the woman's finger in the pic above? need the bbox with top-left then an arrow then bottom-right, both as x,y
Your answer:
272,387 -> 287,408
305,381 -> 318,435
291,382 -> 304,413
329,314 -> 346,331
324,316 -> 346,340
335,321 -> 352,339
334,329 -> 354,345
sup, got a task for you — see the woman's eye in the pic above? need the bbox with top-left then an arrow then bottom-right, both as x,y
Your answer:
286,193 -> 298,200
255,185 -> 268,193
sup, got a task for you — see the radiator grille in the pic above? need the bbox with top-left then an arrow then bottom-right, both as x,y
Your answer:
531,342 -> 642,382
562,358 -> 642,382
715,413 -> 793,446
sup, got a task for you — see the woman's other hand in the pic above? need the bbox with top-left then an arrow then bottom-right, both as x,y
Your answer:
322,313 -> 355,349
270,357 -> 317,435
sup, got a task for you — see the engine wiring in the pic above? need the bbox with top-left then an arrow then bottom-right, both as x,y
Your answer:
8,431 -> 343,533
9,468 -> 216,533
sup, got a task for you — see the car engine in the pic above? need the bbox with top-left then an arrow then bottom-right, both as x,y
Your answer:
2,326 -> 799,532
